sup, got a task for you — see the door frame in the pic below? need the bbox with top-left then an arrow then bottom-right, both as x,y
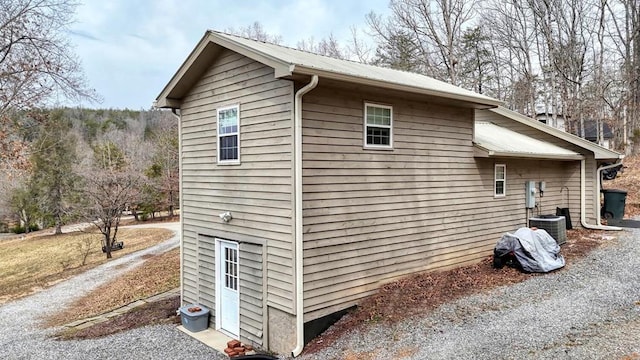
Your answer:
215,238 -> 240,338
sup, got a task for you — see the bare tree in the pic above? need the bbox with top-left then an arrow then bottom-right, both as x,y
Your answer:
0,0 -> 97,174
347,26 -> 375,63
367,0 -> 478,84
483,0 -> 538,115
77,127 -> 143,259
81,168 -> 139,259
297,33 -> 346,59
605,0 -> 640,152
76,233 -> 97,266
352,0 -> 640,152
0,0 -> 97,112
226,21 -> 283,44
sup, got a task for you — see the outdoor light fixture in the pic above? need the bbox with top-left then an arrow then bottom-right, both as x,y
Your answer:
219,211 -> 232,222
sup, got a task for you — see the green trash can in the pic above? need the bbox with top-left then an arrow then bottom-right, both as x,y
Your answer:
601,189 -> 627,220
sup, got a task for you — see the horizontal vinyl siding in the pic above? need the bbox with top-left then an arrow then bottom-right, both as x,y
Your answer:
475,109 -> 598,224
179,49 -> 295,322
301,86 -> 584,321
197,235 -> 216,313
239,242 -> 264,346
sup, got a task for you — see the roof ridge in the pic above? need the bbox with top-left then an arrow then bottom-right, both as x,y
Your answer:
208,29 -> 446,80
157,29 -> 502,108
208,29 -> 357,62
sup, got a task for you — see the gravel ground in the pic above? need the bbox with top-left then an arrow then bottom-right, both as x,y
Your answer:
2,225 -> 639,360
297,227 -> 640,360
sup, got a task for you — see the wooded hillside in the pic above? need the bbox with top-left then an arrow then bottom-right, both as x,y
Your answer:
0,108 -> 178,234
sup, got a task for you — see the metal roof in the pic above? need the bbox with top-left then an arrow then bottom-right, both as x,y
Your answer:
156,31 -> 503,108
474,122 -> 584,160
489,107 -> 622,160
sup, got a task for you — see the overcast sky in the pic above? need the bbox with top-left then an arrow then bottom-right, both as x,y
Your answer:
68,0 -> 390,110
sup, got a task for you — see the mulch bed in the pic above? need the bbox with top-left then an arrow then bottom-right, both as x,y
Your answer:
55,296 -> 181,340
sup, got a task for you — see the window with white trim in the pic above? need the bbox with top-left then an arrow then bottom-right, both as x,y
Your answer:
217,104 -> 240,164
495,164 -> 506,197
364,103 -> 392,148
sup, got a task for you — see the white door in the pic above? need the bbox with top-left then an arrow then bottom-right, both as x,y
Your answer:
215,239 -> 240,338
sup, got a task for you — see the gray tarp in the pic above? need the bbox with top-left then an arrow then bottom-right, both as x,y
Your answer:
494,227 -> 565,273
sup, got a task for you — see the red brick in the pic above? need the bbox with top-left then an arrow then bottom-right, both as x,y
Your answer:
244,345 -> 254,351
233,347 -> 245,352
227,340 -> 241,349
224,348 -> 235,355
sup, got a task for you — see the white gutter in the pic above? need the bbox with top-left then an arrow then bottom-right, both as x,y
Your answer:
580,159 -> 623,230
292,75 -> 318,358
171,108 -> 185,301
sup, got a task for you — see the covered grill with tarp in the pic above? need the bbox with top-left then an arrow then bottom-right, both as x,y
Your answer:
493,228 -> 565,273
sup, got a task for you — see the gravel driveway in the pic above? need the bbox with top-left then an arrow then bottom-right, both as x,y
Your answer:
0,223 -> 224,360
1,225 -> 639,359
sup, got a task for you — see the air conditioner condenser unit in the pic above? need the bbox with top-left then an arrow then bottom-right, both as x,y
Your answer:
529,215 -> 567,245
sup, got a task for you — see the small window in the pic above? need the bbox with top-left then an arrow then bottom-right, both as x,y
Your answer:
495,164 -> 506,197
217,104 -> 240,164
364,103 -> 392,148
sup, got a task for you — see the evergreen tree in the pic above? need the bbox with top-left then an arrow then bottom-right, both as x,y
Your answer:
459,26 -> 494,94
8,182 -> 39,233
30,110 -> 79,234
373,31 -> 422,72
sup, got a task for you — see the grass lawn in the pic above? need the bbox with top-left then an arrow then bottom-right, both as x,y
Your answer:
0,227 -> 174,304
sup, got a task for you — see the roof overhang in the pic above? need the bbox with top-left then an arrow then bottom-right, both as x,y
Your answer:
489,107 -> 623,161
155,32 -> 294,108
289,65 -> 501,109
474,121 -> 585,161
473,143 -> 584,160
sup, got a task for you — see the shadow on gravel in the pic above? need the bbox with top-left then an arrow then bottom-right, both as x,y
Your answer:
608,219 -> 640,228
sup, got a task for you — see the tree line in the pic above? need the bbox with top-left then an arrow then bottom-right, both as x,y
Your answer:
0,1 -> 180,259
0,108 -> 178,258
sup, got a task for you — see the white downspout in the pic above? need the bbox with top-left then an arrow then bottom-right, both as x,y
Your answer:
580,159 -> 623,230
171,108 -> 185,302
292,75 -> 318,358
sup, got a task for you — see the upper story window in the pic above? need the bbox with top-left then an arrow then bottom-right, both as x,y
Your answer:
364,103 -> 393,149
217,104 -> 240,164
495,164 -> 506,197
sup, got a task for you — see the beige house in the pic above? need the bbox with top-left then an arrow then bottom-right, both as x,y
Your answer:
155,31 -> 623,355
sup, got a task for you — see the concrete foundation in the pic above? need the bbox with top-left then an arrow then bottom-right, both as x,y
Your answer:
267,306 -> 296,354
